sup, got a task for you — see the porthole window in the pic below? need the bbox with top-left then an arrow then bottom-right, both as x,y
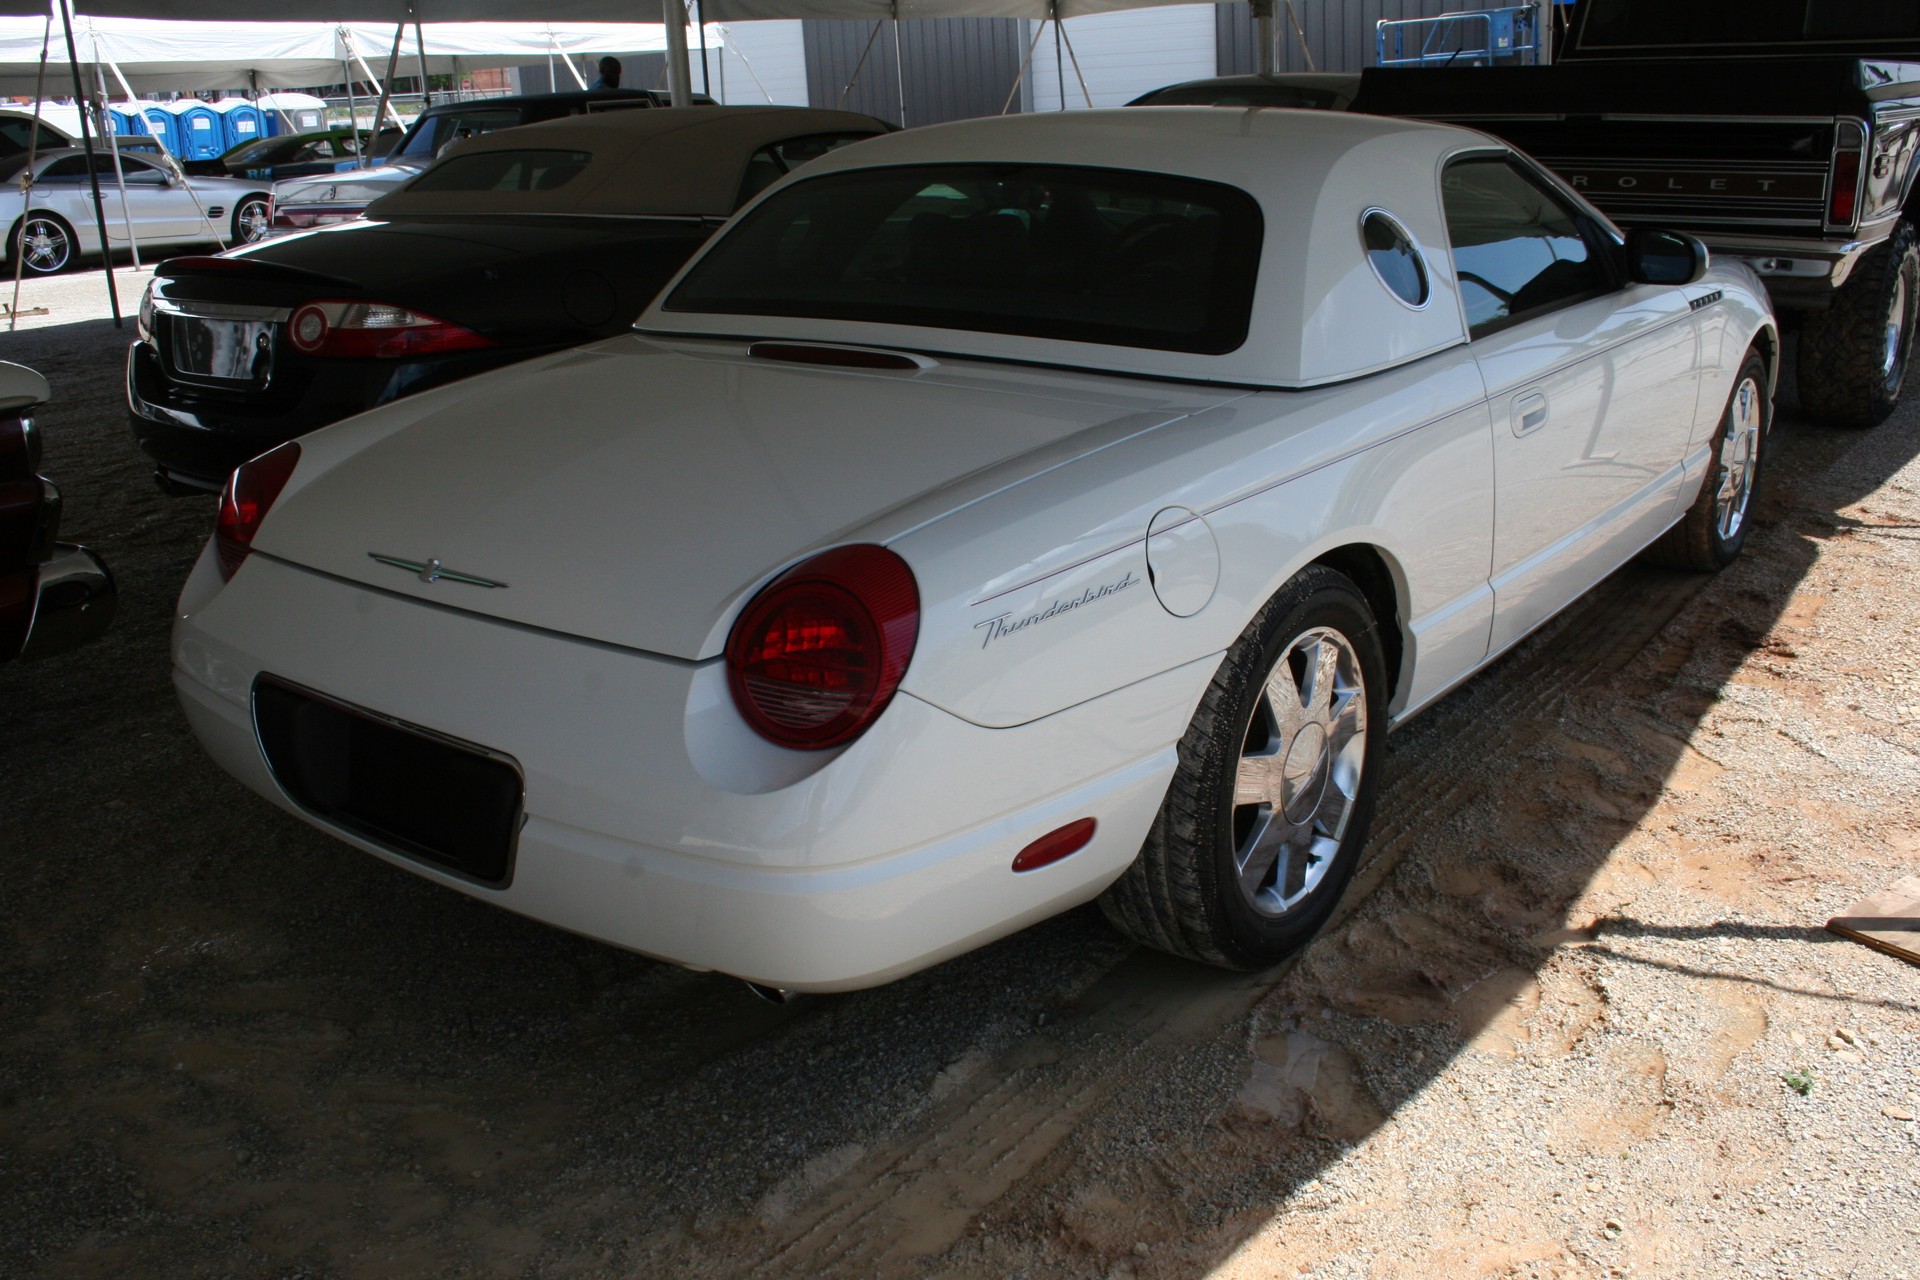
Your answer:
1361,209 -> 1429,309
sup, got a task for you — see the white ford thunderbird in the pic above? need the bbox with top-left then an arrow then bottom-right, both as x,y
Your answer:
173,109 -> 1775,993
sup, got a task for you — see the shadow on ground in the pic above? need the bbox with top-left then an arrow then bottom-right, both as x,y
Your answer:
1,317 -> 1914,1278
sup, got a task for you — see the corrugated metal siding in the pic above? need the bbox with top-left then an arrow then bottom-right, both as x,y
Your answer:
710,20 -> 812,106
1216,0 -> 1511,73
804,18 -> 1023,127
1028,6 -> 1217,111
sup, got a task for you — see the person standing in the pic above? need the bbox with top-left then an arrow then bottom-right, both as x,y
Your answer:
588,57 -> 622,91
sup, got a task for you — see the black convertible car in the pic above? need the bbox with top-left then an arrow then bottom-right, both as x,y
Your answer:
126,106 -> 889,493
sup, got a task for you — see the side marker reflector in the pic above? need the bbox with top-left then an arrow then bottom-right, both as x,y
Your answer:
1012,817 -> 1097,873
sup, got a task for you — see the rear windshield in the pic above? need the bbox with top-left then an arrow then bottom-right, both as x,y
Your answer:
665,163 -> 1262,355
392,108 -> 522,163
407,149 -> 593,193
1578,0 -> 1920,47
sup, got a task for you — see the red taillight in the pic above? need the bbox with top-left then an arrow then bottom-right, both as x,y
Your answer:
215,441 -> 300,581
725,544 -> 918,750
1012,818 -> 1097,873
1830,149 -> 1862,226
287,298 -> 493,360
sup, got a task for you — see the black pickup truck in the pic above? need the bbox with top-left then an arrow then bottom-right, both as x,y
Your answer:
1355,0 -> 1920,427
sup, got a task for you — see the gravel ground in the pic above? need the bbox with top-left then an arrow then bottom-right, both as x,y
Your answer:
1,266 -> 1916,1279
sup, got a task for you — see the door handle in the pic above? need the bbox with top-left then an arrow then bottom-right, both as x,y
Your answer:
1512,392 -> 1549,437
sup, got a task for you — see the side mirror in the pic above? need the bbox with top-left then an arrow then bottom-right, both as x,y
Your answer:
1626,228 -> 1709,286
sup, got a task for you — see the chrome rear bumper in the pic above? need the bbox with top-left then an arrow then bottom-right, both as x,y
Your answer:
20,544 -> 115,662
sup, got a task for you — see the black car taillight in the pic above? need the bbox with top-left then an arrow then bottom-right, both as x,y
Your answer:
288,300 -> 494,359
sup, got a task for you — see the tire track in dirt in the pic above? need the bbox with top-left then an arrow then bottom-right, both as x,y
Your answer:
702,411 -> 1849,1276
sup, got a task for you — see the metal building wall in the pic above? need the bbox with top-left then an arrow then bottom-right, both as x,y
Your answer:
1216,0 -> 1498,74
803,17 -> 1024,127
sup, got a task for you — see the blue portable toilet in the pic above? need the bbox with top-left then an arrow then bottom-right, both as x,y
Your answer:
213,98 -> 266,150
130,104 -> 179,155
106,105 -> 138,136
167,100 -> 224,161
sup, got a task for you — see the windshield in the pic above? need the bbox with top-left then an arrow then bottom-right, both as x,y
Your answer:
664,164 -> 1262,355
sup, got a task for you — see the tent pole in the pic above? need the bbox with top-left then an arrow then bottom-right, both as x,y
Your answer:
1059,20 -> 1091,108
1001,20 -> 1046,116
57,0 -> 120,327
837,21 -> 884,110
90,34 -> 140,270
696,0 -> 710,96
663,0 -> 692,107
364,22 -> 406,144
343,55 -> 364,167
9,14 -> 53,331
415,17 -> 431,108
1053,7 -> 1063,109
891,13 -> 906,128
1252,0 -> 1275,76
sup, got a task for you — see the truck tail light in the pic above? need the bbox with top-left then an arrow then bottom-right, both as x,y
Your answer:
287,299 -> 494,360
1830,150 -> 1862,226
725,545 -> 918,750
215,442 -> 300,580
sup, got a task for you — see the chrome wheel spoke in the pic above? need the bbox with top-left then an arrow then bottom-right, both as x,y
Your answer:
1236,808 -> 1292,899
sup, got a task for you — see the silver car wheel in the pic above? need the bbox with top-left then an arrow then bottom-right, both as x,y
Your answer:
1714,373 -> 1764,542
18,217 -> 71,274
235,197 -> 271,244
1231,625 -> 1369,917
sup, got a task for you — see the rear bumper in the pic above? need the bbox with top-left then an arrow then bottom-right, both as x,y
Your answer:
172,549 -> 1210,991
1701,233 -> 1878,310
18,543 -> 114,662
126,337 -> 511,491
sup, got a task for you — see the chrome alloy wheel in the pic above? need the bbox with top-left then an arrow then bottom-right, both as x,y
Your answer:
235,198 -> 271,244
19,217 -> 69,273
1714,373 -> 1764,542
1231,625 -> 1369,917
1884,259 -> 1913,386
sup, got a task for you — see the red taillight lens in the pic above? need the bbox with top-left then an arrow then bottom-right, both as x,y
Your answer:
215,441 -> 300,581
287,298 -> 493,359
1830,149 -> 1862,226
725,544 -> 919,750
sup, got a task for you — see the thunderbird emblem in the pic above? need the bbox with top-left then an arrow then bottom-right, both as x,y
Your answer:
368,553 -> 507,589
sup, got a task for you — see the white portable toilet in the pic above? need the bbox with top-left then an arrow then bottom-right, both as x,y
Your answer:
253,92 -> 331,136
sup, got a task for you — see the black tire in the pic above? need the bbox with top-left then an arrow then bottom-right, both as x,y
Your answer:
11,213 -> 75,275
1643,348 -> 1771,571
1798,220 -> 1918,428
232,195 -> 271,244
1100,564 -> 1387,969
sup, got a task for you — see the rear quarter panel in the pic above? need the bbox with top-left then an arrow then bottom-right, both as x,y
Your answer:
893,350 -> 1497,728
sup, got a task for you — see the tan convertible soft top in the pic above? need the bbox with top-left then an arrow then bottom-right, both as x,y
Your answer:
364,105 -> 890,221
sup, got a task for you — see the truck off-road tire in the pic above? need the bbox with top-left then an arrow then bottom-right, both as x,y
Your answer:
1644,348 -> 1771,570
1099,565 -> 1386,970
1798,220 -> 1920,428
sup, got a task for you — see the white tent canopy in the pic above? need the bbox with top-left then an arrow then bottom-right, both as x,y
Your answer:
0,16 -> 697,95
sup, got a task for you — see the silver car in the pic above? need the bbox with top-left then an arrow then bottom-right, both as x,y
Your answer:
4,147 -> 271,275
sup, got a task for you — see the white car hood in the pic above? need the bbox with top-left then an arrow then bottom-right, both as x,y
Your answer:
254,336 -> 1239,659
274,163 -> 418,204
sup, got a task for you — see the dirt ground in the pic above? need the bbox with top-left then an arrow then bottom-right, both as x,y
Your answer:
2,267 -> 1917,1280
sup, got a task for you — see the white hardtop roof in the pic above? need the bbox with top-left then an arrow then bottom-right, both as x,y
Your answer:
644,107 -> 1508,389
